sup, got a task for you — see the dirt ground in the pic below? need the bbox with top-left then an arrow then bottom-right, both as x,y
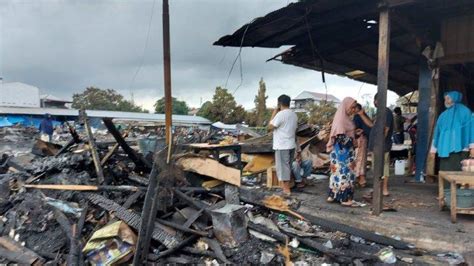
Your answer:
290,173 -> 474,254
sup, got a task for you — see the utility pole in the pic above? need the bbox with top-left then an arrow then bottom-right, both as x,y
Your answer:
163,0 -> 172,144
133,1 -> 173,264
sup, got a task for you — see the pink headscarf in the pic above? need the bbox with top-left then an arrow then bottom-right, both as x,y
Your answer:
327,97 -> 356,149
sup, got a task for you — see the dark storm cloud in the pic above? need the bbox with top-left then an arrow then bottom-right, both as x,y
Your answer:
0,0 -> 394,111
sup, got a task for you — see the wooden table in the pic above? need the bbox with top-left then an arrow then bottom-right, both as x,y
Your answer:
438,171 -> 474,223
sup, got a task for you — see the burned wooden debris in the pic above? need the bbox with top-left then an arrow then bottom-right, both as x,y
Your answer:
0,121 -> 450,265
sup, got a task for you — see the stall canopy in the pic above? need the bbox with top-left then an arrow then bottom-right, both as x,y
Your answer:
214,0 -> 474,96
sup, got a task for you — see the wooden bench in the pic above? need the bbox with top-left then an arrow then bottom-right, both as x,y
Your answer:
438,171 -> 474,223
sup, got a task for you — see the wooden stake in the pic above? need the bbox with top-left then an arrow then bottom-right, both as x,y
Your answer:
372,7 -> 391,216
81,110 -> 104,184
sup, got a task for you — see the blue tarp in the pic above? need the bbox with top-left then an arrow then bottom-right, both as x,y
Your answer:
0,115 -> 62,128
0,117 -> 12,127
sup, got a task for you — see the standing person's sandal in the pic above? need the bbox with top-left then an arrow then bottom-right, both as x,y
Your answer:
281,181 -> 291,196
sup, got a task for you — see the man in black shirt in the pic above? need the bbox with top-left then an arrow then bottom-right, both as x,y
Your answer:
357,94 -> 394,196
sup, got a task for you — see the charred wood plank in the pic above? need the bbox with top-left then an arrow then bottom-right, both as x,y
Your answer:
248,222 -> 349,264
85,192 -> 182,248
102,118 -> 152,169
173,188 -> 213,217
153,235 -> 200,260
122,191 -> 143,209
24,184 -> 145,192
100,132 -> 129,166
240,189 -> 409,249
156,218 -> 210,237
127,174 -> 150,186
179,187 -> 224,194
54,137 -> 75,157
302,213 -> 409,250
44,121 -> 78,158
133,148 -> 167,265
80,110 -> 104,184
0,236 -> 44,264
183,208 -> 204,228
0,246 -> 38,264
77,203 -> 88,266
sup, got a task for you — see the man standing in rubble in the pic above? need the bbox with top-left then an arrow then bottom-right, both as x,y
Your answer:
39,113 -> 54,142
268,94 -> 298,196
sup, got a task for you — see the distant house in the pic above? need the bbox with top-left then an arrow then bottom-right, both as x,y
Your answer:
40,94 -> 72,109
292,91 -> 340,112
188,107 -> 200,116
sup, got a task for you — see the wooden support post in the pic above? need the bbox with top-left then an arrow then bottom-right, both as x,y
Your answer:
450,181 -> 457,223
415,59 -> 432,181
133,151 -> 164,265
81,110 -> 104,184
102,118 -> 152,170
426,68 -> 440,177
372,6 -> 391,216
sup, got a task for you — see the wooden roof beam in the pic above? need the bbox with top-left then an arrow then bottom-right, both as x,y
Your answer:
283,54 -> 415,91
253,1 -> 378,47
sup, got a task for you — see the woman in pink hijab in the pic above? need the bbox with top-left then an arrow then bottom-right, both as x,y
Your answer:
327,97 -> 358,206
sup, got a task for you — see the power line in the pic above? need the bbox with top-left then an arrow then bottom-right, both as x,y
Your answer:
128,0 -> 157,98
304,8 -> 330,100
223,21 -> 253,95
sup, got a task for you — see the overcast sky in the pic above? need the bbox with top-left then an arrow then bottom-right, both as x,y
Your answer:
0,0 -> 398,112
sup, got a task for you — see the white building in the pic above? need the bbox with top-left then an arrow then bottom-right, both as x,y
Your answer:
292,91 -> 340,112
0,82 -> 41,108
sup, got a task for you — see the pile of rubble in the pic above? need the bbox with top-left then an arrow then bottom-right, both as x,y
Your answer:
0,119 -> 449,265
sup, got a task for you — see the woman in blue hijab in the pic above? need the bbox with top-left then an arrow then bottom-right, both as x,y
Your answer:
430,91 -> 473,171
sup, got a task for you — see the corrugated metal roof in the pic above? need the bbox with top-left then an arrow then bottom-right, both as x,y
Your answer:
0,107 -> 212,125
214,0 -> 471,96
293,91 -> 340,102
40,94 -> 72,103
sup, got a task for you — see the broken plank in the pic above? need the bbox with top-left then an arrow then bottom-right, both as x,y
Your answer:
81,110 -> 104,184
242,154 -> 274,173
173,188 -> 213,217
177,157 -> 241,186
24,184 -> 144,192
0,246 -> 38,265
127,174 -> 150,186
55,137 -> 76,157
239,188 -> 409,249
148,235 -> 200,261
0,236 -> 44,265
302,212 -> 410,250
85,192 -> 182,248
102,118 -> 152,169
183,208 -> 204,228
248,222 -> 351,264
156,218 -> 209,237
100,132 -> 129,166
122,191 -> 143,209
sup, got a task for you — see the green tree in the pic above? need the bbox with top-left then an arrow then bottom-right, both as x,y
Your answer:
154,97 -> 189,115
296,112 -> 309,124
199,87 -> 247,124
307,101 -> 337,127
197,101 -> 212,118
254,78 -> 269,126
72,87 -> 146,112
